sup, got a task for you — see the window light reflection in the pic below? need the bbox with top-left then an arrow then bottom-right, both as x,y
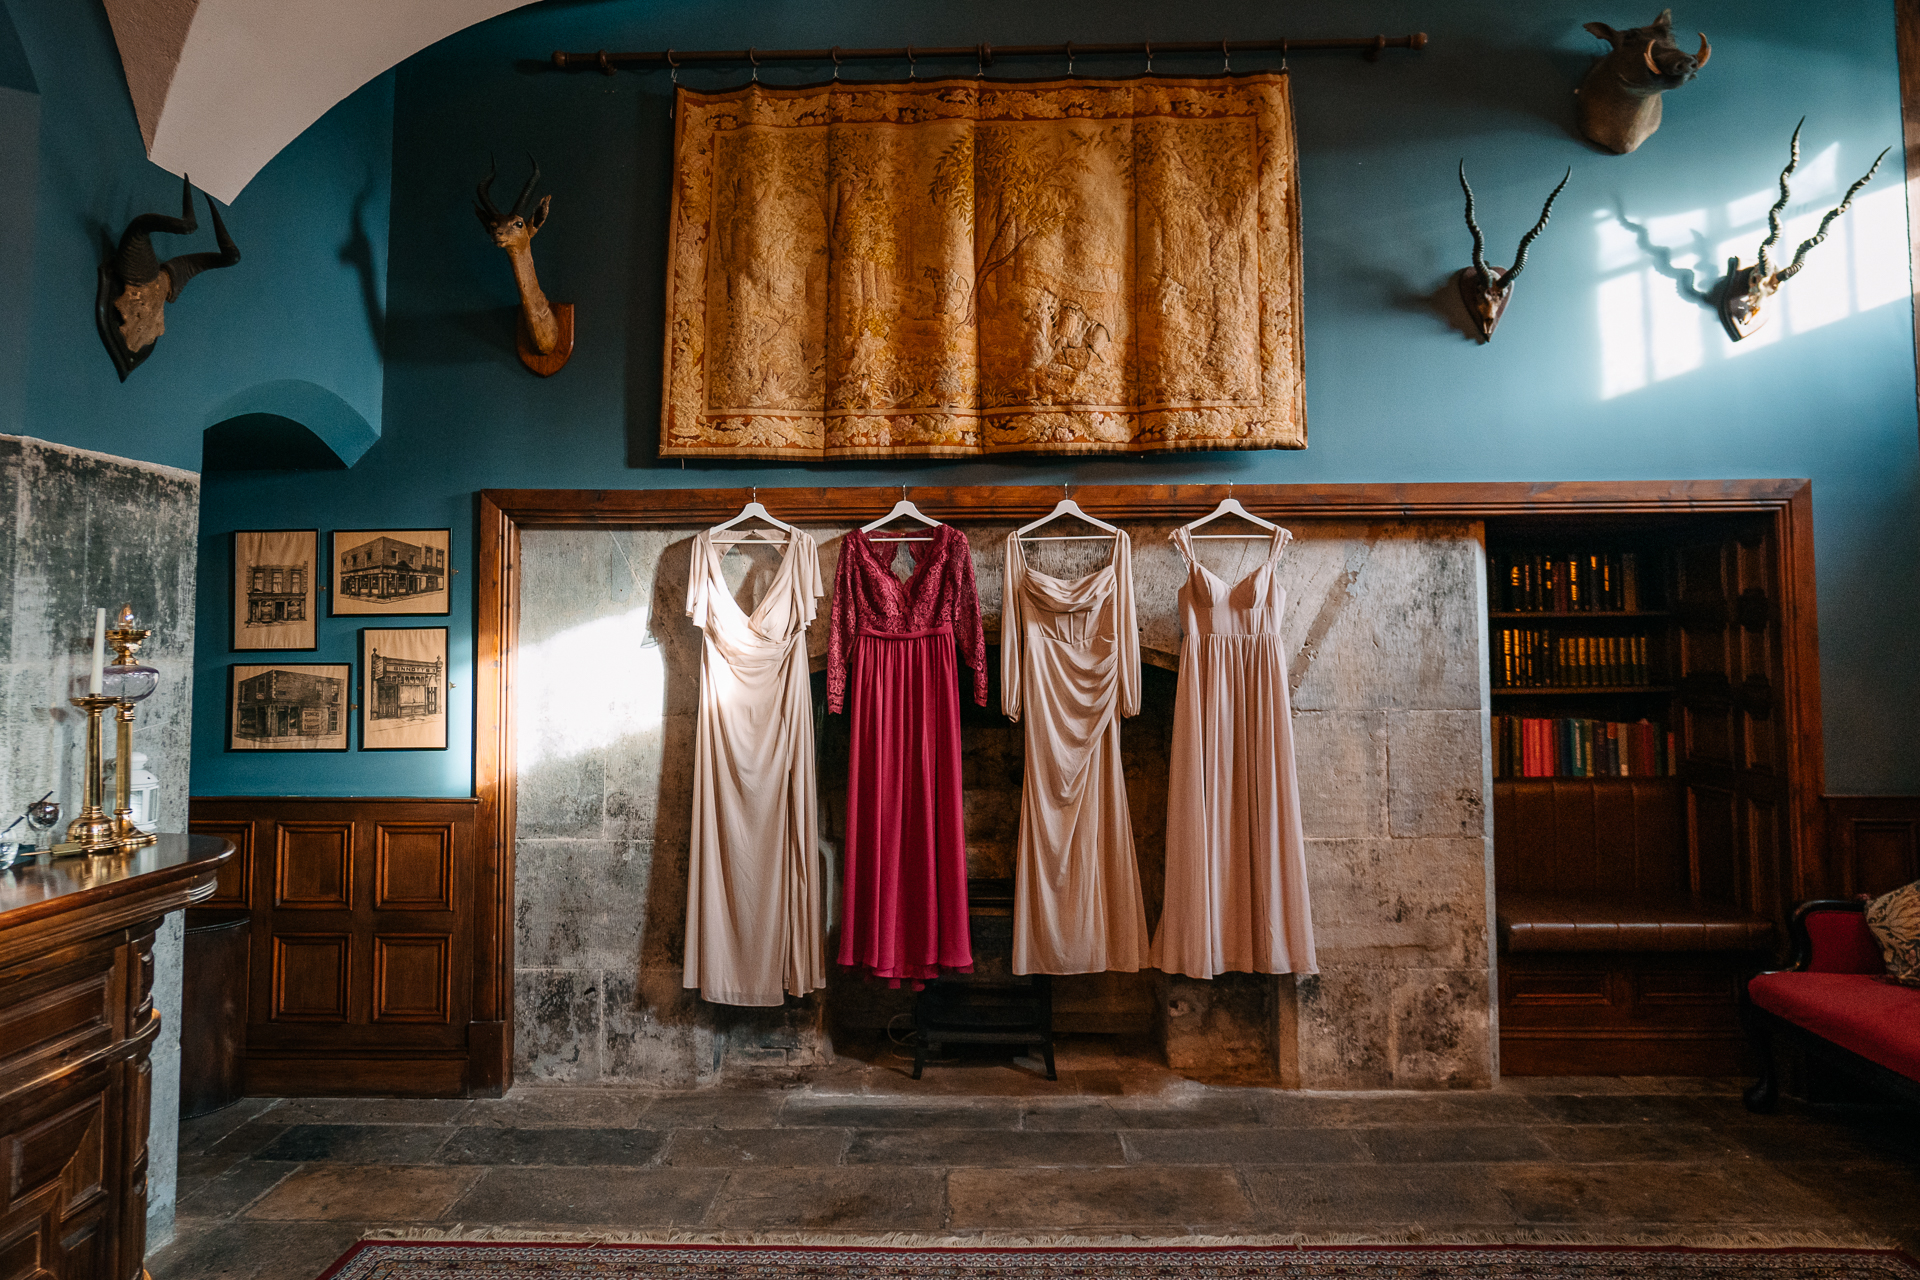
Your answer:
515,606 -> 664,770
1596,144 -> 1907,397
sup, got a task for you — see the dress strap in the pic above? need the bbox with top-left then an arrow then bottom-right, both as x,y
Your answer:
1169,524 -> 1198,565
1265,526 -> 1295,564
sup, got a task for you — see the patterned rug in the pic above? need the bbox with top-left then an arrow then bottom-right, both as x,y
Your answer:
317,1241 -> 1920,1279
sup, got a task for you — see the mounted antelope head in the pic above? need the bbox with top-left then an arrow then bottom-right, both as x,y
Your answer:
1455,163 -> 1571,343
95,175 -> 241,381
475,155 -> 574,376
1576,10 -> 1710,155
1718,121 -> 1889,342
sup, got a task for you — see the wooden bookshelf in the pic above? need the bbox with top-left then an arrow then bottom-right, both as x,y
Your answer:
1487,514 -> 1791,1076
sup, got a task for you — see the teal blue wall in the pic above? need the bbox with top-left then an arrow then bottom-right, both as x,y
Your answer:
2,0 -> 391,472
183,0 -> 1917,797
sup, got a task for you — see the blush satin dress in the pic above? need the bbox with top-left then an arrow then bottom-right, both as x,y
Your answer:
827,524 -> 987,984
683,528 -> 828,1005
1150,525 -> 1318,979
1000,532 -> 1150,975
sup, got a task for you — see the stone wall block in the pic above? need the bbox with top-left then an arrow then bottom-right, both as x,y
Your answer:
1157,971 -> 1277,1076
1294,965 -> 1492,1089
514,751 -> 607,840
515,838 -> 649,972
602,970 -> 720,1085
1387,710 -> 1489,838
1306,837 -> 1490,972
1293,710 -> 1387,838
513,969 -> 601,1083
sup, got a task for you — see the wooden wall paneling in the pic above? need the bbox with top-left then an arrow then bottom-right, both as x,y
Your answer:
190,797 -> 478,1096
190,819 -> 252,911
1823,796 -> 1920,897
468,492 -> 516,1095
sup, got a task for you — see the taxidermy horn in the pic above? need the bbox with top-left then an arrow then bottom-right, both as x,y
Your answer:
1575,10 -> 1710,155
1717,120 -> 1889,341
1454,163 -> 1570,343
474,152 -> 573,376
95,174 -> 242,381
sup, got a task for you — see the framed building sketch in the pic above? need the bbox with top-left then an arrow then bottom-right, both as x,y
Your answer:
360,627 -> 448,751
227,663 -> 350,751
330,528 -> 451,617
231,529 -> 318,651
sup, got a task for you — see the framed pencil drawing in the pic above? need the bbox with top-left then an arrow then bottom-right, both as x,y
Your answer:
360,627 -> 449,750
227,663 -> 350,751
330,528 -> 451,617
231,529 -> 318,650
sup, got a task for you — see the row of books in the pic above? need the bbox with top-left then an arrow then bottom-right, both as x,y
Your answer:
1492,551 -> 1643,613
1494,629 -> 1654,688
1493,716 -> 1676,779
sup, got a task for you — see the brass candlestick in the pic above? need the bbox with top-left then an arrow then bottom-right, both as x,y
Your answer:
63,693 -> 121,854
105,609 -> 157,850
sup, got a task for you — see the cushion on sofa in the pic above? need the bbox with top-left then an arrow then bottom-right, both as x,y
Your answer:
1865,881 -> 1920,986
1805,907 -> 1886,975
1747,971 -> 1920,1083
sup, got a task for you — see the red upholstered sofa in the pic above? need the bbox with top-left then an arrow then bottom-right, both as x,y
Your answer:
1743,899 -> 1920,1113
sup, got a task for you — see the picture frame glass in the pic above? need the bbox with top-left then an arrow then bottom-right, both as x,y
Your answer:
232,530 -> 318,650
228,664 -> 350,751
361,627 -> 449,750
331,529 -> 451,616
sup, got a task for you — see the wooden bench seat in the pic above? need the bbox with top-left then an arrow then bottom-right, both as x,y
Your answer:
1499,892 -> 1775,953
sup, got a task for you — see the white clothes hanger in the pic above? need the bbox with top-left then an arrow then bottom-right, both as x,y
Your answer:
861,488 -> 941,543
1180,490 -> 1286,541
1016,488 -> 1121,542
708,488 -> 796,546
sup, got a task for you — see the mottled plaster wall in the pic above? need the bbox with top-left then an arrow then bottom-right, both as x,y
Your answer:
512,519 -> 1491,1089
0,434 -> 199,1243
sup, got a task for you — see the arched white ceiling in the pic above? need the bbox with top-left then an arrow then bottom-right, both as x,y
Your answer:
102,0 -> 539,204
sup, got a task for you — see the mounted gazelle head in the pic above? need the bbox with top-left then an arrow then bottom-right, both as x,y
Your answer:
473,155 -> 572,373
95,174 -> 241,380
1576,10 -> 1710,155
1718,120 -> 1889,341
1454,162 -> 1571,343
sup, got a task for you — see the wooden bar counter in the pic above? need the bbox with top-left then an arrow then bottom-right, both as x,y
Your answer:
1,835 -> 231,1280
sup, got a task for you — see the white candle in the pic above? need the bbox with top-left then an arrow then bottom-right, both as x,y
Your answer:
88,608 -> 106,695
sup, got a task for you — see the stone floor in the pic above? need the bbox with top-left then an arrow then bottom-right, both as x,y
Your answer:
150,1037 -> 1920,1280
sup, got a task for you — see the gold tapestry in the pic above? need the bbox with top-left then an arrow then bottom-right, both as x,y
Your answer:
660,74 -> 1305,460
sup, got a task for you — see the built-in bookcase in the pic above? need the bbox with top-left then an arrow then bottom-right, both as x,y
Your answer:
1486,514 -> 1792,1076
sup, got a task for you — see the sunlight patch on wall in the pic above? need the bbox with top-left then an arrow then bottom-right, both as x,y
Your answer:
515,606 -> 663,770
1596,144 -> 1908,398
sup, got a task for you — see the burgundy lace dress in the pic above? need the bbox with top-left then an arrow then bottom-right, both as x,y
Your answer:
828,524 -> 988,984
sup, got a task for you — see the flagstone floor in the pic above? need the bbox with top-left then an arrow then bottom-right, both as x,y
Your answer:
148,1036 -> 1920,1280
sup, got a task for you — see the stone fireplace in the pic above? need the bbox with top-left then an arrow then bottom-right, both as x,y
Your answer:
510,518 -> 1493,1089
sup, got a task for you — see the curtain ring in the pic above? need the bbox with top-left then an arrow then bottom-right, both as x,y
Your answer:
1066,41 -> 1075,76
831,46 -> 841,80
1280,39 -> 1289,73
977,42 -> 989,77
667,49 -> 679,117
907,44 -> 916,78
595,49 -> 613,76
749,46 -> 760,82
1144,41 -> 1153,75
1221,40 -> 1231,73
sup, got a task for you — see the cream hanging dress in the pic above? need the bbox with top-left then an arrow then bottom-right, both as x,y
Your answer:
1001,532 -> 1150,975
683,528 -> 827,1005
1151,526 -> 1318,979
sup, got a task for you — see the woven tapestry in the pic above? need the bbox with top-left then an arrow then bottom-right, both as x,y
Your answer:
659,74 -> 1305,460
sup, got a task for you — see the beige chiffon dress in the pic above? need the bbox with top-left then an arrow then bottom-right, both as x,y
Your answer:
1150,526 -> 1318,979
683,528 -> 827,1005
1001,532 -> 1150,975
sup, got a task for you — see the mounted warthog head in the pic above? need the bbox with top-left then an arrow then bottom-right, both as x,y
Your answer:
95,174 -> 241,380
1576,10 -> 1710,155
1455,162 -> 1571,343
1717,120 -> 1889,341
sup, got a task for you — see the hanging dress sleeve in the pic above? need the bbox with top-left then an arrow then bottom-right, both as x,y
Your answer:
999,533 -> 1025,722
686,531 -> 712,631
798,532 -> 824,624
950,529 -> 989,707
826,535 -> 860,714
1115,531 -> 1141,719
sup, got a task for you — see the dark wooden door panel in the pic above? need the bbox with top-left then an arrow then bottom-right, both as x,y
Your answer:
191,797 -> 479,1095
274,823 -> 354,911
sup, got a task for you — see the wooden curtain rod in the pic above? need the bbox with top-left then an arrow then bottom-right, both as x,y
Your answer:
549,35 -> 1427,73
